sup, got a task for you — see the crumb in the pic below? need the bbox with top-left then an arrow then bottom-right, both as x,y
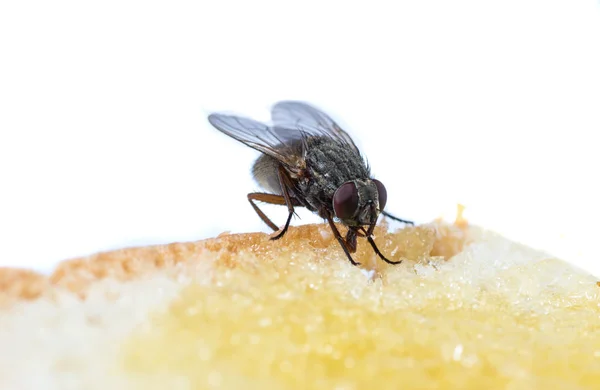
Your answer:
455,204 -> 468,229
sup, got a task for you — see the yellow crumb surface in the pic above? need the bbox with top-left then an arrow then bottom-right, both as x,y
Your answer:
121,222 -> 600,389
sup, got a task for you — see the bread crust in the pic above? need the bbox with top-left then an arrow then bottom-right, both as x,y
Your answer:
0,231 -> 270,304
0,208 -> 469,305
0,268 -> 49,303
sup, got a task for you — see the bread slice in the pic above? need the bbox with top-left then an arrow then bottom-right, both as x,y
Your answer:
1,212 -> 599,389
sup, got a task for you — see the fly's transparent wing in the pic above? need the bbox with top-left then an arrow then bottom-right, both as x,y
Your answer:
208,113 -> 302,170
270,101 -> 360,154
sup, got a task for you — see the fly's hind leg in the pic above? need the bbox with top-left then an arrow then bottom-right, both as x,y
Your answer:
247,166 -> 302,240
267,165 -> 302,240
247,193 -> 302,240
247,192 -> 287,232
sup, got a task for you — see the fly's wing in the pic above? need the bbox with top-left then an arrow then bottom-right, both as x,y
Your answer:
270,101 -> 360,154
207,113 -> 302,172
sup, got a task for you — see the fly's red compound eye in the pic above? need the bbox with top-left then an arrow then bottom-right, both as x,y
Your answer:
333,182 -> 359,220
373,179 -> 387,211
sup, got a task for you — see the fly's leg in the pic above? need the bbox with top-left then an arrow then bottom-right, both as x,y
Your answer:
247,193 -> 287,231
247,192 -> 302,240
326,215 -> 360,266
366,235 -> 402,265
382,211 -> 414,225
247,166 -> 302,240
268,165 -> 300,240
359,226 -> 402,265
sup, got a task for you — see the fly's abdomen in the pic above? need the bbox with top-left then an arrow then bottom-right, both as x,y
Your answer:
252,154 -> 282,194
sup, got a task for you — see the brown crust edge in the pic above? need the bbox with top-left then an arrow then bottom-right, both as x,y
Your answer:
0,231 -> 270,306
0,206 -> 470,306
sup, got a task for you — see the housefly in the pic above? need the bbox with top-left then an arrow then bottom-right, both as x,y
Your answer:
207,101 -> 414,266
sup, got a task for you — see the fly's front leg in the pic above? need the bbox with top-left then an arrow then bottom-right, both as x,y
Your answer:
359,227 -> 402,265
382,211 -> 414,225
326,214 -> 360,266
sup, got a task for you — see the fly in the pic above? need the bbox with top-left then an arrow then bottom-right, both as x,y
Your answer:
207,101 -> 414,266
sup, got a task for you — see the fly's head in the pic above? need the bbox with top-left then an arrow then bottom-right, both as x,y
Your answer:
332,179 -> 387,229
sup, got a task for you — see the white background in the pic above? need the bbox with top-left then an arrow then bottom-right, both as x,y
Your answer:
1,1 -> 599,276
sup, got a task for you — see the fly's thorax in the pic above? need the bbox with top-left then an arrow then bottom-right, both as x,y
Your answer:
301,137 -> 370,208
304,137 -> 369,183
